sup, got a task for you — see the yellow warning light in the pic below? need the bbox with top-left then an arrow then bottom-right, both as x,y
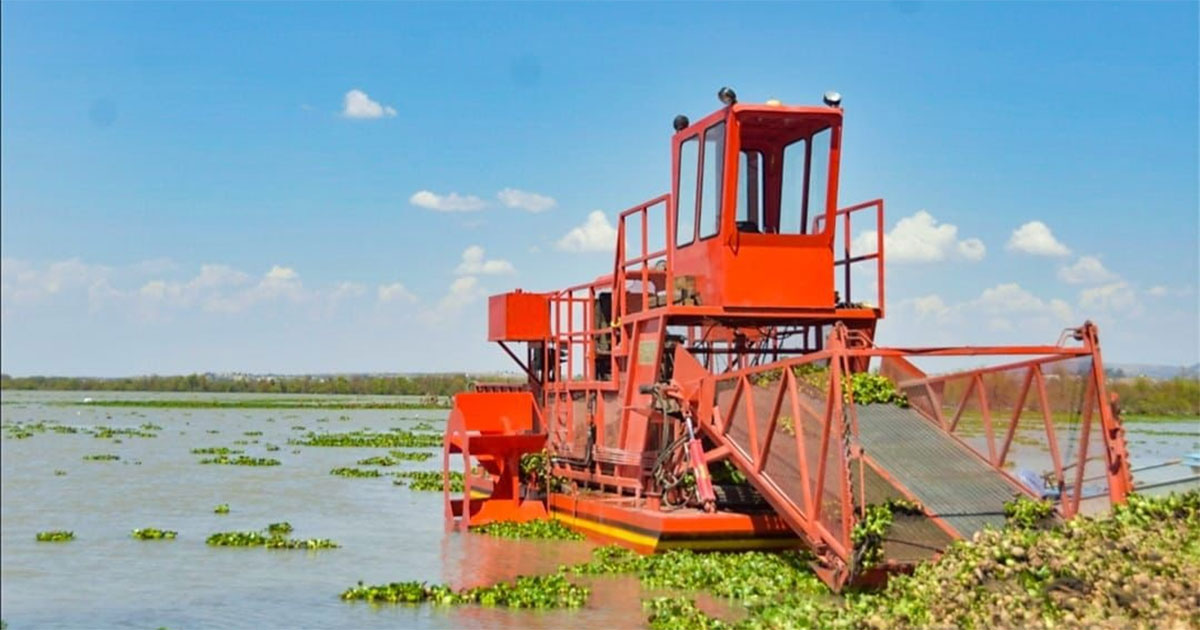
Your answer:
766,98 -> 782,106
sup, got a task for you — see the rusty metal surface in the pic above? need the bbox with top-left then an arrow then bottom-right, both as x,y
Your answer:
856,404 -> 1020,538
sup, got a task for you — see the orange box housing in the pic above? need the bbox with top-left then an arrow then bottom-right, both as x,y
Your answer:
487,291 -> 549,342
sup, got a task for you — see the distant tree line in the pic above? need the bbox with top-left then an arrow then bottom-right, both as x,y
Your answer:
0,373 -> 521,397
1109,376 -> 1200,417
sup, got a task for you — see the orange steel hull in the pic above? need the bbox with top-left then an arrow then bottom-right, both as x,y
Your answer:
547,492 -> 801,552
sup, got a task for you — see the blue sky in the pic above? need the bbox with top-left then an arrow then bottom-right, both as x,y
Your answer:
2,2 -> 1197,376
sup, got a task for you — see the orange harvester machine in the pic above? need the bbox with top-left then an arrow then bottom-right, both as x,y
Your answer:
442,89 -> 1134,589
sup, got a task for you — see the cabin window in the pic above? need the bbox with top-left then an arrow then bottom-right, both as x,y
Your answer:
698,122 -> 725,240
779,126 -> 834,235
736,150 -> 765,232
806,127 -> 833,232
675,136 -> 699,247
779,138 -> 808,234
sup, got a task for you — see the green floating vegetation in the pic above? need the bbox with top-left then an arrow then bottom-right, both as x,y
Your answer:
851,499 -> 923,570
752,365 -> 909,407
387,449 -> 435,462
572,546 -> 824,604
190,446 -> 243,455
131,528 -> 178,540
341,573 -> 588,608
356,455 -> 399,467
265,443 -> 280,451
633,491 -> 1200,630
844,372 -> 909,407
330,467 -> 382,478
83,454 -> 120,461
56,398 -> 446,410
199,455 -> 281,466
206,524 -> 338,550
1,420 -> 162,440
394,470 -> 463,492
92,425 -> 159,439
1004,495 -> 1057,529
213,503 -> 230,514
410,421 -> 437,431
471,519 -> 584,541
206,531 -> 271,546
54,469 -> 67,476
36,530 -> 75,542
291,429 -> 442,448
243,430 -> 263,436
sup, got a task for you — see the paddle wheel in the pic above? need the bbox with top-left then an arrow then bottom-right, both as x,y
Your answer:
443,88 -> 1134,589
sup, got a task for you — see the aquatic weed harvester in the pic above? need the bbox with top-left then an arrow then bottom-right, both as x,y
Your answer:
442,88 -> 1135,590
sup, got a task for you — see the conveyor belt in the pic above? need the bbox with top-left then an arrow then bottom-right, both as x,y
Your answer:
856,404 -> 1021,537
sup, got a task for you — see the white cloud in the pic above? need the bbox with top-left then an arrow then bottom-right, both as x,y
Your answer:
331,282 -> 366,300
420,276 -> 485,323
341,89 -> 396,119
851,210 -> 985,263
955,238 -> 986,262
409,190 -> 487,212
910,294 -> 951,321
973,282 -> 1074,322
497,188 -> 556,213
1,257 -> 114,310
455,246 -> 515,275
1080,281 -> 1140,315
555,210 -> 617,253
1057,256 -> 1117,284
377,282 -> 418,304
1146,285 -> 1168,297
1007,221 -> 1070,257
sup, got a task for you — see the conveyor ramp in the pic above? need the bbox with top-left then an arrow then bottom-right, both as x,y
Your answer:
856,404 -> 1019,537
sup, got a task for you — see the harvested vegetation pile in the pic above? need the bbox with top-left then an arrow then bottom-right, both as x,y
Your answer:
639,491 -> 1200,630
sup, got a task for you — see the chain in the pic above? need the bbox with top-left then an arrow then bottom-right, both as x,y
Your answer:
840,357 -> 861,582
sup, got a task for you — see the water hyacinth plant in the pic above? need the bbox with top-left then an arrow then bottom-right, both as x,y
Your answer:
198,455 -> 281,466
387,449 -> 435,462
470,519 -> 584,541
356,455 -> 398,467
82,454 -> 120,461
394,470 -> 463,492
190,446 -> 243,455
36,530 -> 75,542
131,528 -> 178,540
341,573 -> 589,608
206,523 -> 338,550
330,467 -> 381,478
290,429 -> 441,448
213,503 -> 230,514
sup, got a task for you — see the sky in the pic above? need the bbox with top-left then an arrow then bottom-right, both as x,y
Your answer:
1,2 -> 1197,377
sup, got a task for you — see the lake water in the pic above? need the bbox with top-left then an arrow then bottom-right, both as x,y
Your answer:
1,391 -> 1196,629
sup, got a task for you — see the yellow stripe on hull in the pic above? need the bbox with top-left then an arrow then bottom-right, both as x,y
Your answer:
549,508 -> 799,552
